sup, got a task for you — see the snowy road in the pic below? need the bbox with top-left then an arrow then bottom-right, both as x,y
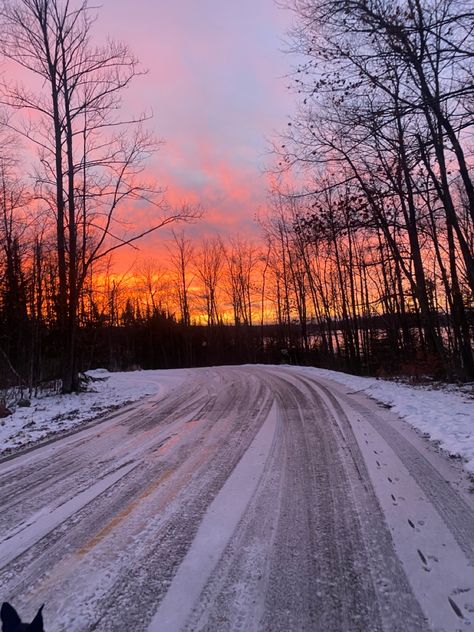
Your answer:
1,366 -> 473,631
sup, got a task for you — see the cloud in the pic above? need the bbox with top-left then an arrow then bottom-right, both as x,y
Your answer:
1,0 -> 297,271
94,0 -> 294,255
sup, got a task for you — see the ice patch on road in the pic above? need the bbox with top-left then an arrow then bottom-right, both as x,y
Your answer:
291,366 -> 474,473
0,368 -> 189,457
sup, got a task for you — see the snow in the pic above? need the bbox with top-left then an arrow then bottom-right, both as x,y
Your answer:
148,401 -> 278,632
0,460 -> 138,568
2,363 -> 473,477
0,368 -> 189,457
307,376 -> 474,631
1,364 -> 474,629
292,365 -> 474,473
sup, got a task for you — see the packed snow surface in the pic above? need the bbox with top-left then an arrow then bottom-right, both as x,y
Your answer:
0,368 -> 189,456
292,366 -> 474,473
1,364 -> 473,474
1,365 -> 473,630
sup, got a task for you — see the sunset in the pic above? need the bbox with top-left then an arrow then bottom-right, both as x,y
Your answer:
1,1 -> 474,631
97,0 -> 294,254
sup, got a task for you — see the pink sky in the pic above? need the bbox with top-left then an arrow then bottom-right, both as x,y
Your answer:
94,0 -> 296,261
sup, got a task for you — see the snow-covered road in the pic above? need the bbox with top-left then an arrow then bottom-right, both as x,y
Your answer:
1,366 -> 473,631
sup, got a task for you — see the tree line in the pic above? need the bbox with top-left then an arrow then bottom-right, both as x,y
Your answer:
271,0 -> 474,379
0,0 -> 473,393
0,0 -> 199,392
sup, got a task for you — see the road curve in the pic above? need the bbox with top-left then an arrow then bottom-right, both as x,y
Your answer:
0,366 -> 473,631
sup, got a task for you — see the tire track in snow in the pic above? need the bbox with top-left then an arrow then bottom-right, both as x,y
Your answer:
286,369 -> 474,630
1,366 -> 472,631
0,460 -> 138,569
147,401 -> 278,632
307,374 -> 474,563
179,369 -> 428,632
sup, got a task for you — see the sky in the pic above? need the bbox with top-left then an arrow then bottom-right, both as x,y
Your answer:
95,0 -> 296,262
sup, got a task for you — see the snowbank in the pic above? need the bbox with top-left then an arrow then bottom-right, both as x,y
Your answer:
296,366 -> 474,473
0,368 -> 188,457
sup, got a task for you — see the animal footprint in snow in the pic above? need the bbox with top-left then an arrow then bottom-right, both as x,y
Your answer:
448,597 -> 464,619
417,549 -> 428,564
417,549 -> 431,572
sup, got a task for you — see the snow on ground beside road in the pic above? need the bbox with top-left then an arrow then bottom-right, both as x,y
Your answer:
0,368 -> 189,457
293,365 -> 474,473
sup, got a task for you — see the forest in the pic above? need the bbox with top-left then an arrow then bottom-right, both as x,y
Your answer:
0,0 -> 473,395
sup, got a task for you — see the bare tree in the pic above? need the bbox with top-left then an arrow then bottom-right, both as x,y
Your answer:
194,236 -> 224,326
0,0 -> 200,391
224,236 -> 259,327
169,229 -> 195,326
269,0 -> 474,377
